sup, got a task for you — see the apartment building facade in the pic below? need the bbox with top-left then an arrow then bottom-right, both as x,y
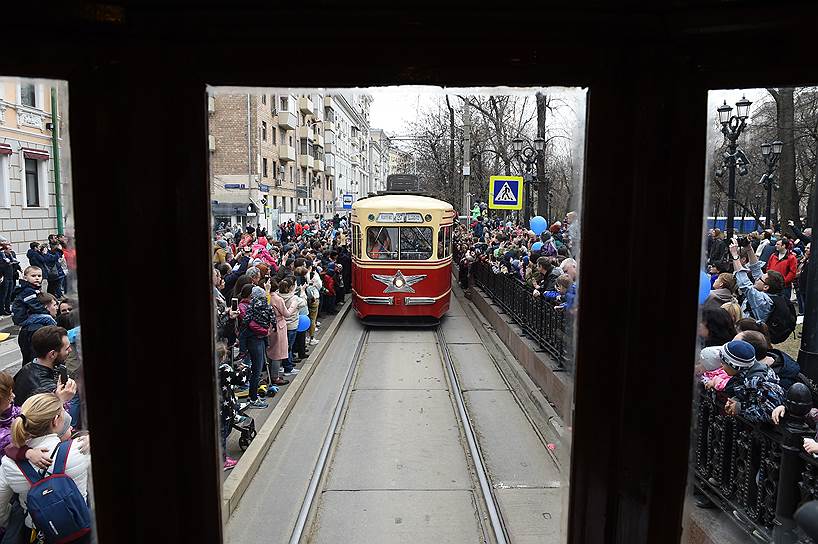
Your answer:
369,129 -> 390,194
332,93 -> 371,211
0,78 -> 65,257
209,91 -> 339,233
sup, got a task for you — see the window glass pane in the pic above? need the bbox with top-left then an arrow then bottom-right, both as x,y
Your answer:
685,87 -> 818,542
25,158 -> 39,207
0,76 -> 95,542
366,226 -> 398,259
20,83 -> 35,107
399,226 -> 433,260
210,86 -> 586,544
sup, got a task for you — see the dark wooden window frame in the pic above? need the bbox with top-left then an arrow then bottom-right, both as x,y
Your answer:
1,2 -> 816,544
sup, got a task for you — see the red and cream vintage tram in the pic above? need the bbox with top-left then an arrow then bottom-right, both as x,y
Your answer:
350,192 -> 455,325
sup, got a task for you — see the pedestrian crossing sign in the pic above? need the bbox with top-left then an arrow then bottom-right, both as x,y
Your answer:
489,176 -> 523,210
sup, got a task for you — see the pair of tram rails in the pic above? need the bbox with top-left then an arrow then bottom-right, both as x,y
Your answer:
350,188 -> 455,326
293,179 -> 512,542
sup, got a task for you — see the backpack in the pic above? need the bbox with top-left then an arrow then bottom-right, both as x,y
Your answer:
766,294 -> 797,344
16,440 -> 91,543
43,259 -> 60,282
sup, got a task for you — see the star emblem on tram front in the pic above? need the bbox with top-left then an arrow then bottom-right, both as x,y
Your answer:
371,270 -> 427,293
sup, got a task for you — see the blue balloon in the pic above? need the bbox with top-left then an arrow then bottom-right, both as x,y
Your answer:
529,216 -> 548,235
531,242 -> 544,252
699,270 -> 711,305
297,314 -> 311,332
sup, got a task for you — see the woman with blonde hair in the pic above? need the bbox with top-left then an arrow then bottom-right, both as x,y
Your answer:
0,393 -> 91,542
721,301 -> 743,324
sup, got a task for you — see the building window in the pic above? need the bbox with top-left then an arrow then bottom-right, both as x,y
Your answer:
289,135 -> 293,146
24,158 -> 41,207
281,96 -> 289,112
289,166 -> 293,181
20,83 -> 36,107
261,94 -> 266,105
271,128 -> 276,145
0,154 -> 10,208
262,158 -> 268,177
262,121 -> 267,141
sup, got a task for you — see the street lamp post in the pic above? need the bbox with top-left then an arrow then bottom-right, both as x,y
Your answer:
512,136 -> 545,223
716,96 -> 752,239
760,140 -> 783,229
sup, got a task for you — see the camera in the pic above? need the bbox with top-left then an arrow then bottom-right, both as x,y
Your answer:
737,236 -> 751,248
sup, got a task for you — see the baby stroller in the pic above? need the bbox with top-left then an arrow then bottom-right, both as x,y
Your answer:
233,403 -> 257,451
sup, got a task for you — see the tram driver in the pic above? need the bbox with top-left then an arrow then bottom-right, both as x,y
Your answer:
369,229 -> 393,260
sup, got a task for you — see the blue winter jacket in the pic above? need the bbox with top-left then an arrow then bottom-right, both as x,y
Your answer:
21,313 -> 57,332
11,280 -> 46,326
26,248 -> 45,270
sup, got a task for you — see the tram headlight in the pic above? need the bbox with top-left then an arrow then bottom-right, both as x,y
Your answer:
394,277 -> 405,288
425,214 -> 432,222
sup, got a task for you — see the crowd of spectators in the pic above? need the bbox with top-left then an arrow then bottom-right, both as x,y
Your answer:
693,222 -> 818,509
454,206 -> 580,311
212,214 -> 352,471
0,233 -> 88,542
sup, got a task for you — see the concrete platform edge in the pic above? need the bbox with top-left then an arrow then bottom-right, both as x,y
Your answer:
221,300 -> 352,524
456,279 -> 573,422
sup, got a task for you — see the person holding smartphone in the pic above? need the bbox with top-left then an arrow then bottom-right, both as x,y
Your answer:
12,326 -> 77,409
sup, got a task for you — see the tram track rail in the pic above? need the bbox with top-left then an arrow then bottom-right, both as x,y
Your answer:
288,325 -> 510,544
437,328 -> 510,544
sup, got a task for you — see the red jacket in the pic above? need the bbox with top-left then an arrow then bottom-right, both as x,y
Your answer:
322,273 -> 335,296
767,251 -> 798,286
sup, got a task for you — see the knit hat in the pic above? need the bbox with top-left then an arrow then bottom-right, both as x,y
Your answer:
720,340 -> 756,370
216,240 -> 227,249
699,346 -> 723,371
251,286 -> 266,299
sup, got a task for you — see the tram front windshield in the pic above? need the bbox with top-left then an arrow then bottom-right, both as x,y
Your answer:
366,226 -> 433,260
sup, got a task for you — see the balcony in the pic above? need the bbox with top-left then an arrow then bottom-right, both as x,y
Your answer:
278,145 -> 296,162
300,154 -> 314,169
324,96 -> 334,109
297,126 -> 314,141
314,160 -> 324,173
313,133 -> 324,148
324,142 -> 334,154
325,165 -> 335,177
323,120 -> 335,133
298,97 -> 314,115
277,111 -> 297,130
351,154 -> 360,167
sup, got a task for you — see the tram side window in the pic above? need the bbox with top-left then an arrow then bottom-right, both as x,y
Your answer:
437,225 -> 451,259
400,227 -> 433,260
367,226 -> 399,259
354,225 -> 362,258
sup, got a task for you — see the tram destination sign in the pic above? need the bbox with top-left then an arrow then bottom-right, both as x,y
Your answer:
488,176 -> 523,210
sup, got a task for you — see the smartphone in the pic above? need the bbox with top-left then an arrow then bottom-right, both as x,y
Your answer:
58,365 -> 68,385
231,298 -> 239,311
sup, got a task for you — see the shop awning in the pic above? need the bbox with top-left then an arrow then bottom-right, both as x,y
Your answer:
21,148 -> 49,160
0,143 -> 12,155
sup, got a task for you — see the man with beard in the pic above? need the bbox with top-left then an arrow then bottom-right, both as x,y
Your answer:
13,325 -> 77,406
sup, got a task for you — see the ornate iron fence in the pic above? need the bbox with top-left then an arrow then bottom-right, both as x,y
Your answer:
694,382 -> 818,543
469,259 -> 569,368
